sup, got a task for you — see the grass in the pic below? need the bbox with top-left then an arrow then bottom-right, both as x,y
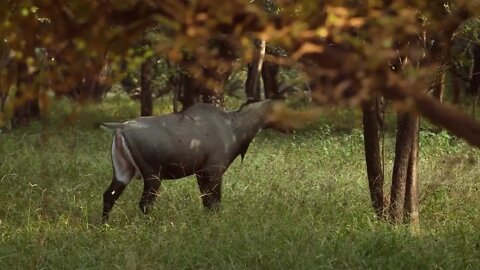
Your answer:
1,95 -> 480,269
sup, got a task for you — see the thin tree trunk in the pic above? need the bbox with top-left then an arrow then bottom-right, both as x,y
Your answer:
468,44 -> 480,96
245,59 -> 261,102
140,56 -> 155,116
451,66 -> 461,105
362,98 -> 386,218
431,71 -> 444,102
254,40 -> 266,99
200,66 -> 230,108
205,37 -> 235,108
262,61 -> 281,99
201,86 -> 225,107
180,75 -> 201,111
404,116 -> 420,225
389,112 -> 417,223
81,77 -> 99,101
172,73 -> 180,113
245,40 -> 266,102
0,69 -> 6,113
13,62 -> 40,126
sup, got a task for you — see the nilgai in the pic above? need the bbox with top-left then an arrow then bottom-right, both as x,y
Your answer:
101,100 -> 278,222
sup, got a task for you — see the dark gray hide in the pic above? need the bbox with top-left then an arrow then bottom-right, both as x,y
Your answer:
102,100 -> 275,222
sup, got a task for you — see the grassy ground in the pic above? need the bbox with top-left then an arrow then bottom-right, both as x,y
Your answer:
1,96 -> 480,269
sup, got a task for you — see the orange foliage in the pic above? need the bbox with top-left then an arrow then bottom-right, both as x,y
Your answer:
1,1 -> 480,146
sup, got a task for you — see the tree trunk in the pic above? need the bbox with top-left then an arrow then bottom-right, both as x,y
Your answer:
199,36 -> 235,108
200,66 -> 229,108
245,59 -> 262,102
262,61 -> 281,99
201,87 -> 225,107
451,65 -> 461,105
389,112 -> 418,224
140,56 -> 155,116
468,44 -> 480,96
13,98 -> 40,126
431,71 -> 444,102
245,40 -> 266,102
180,74 -> 203,111
404,116 -> 420,225
80,77 -> 101,101
70,56 -> 109,102
12,62 -> 40,127
172,73 -> 181,113
0,68 -> 7,114
362,98 -> 386,218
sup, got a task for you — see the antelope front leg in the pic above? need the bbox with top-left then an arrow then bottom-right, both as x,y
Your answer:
196,174 -> 223,210
139,176 -> 161,214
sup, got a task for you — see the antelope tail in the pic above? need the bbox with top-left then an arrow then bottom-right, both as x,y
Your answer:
100,122 -> 124,131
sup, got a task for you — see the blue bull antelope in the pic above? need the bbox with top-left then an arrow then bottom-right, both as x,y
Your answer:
101,100 -> 278,222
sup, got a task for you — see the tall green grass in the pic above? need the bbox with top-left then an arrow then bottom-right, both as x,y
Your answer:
1,97 -> 480,269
